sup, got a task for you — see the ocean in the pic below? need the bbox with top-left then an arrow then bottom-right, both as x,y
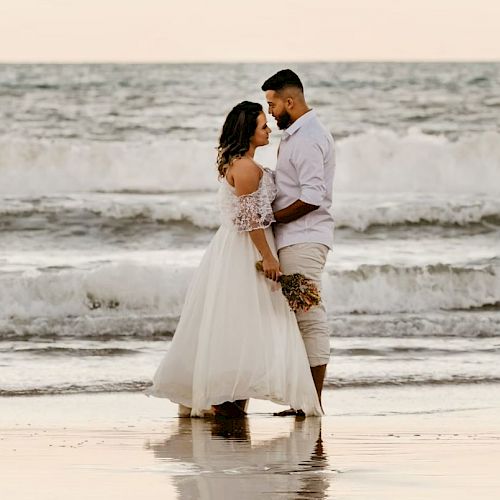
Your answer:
1,62 -> 499,398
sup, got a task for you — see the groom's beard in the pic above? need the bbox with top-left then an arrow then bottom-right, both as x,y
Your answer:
276,110 -> 292,130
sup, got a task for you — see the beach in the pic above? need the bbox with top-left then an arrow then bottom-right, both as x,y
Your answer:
2,385 -> 500,499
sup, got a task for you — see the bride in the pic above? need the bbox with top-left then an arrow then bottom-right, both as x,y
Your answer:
146,101 -> 322,417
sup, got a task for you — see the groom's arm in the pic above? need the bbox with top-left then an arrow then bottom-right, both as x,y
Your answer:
274,138 -> 325,224
274,199 -> 318,223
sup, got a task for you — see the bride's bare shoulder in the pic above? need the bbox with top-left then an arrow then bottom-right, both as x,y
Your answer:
228,157 -> 262,180
230,156 -> 261,169
228,158 -> 263,195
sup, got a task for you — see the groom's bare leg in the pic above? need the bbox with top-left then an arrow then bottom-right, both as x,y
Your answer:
311,364 -> 327,407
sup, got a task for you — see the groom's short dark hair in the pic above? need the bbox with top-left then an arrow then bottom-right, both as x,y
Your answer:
261,69 -> 304,93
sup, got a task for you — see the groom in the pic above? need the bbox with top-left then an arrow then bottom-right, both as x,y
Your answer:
262,69 -> 335,414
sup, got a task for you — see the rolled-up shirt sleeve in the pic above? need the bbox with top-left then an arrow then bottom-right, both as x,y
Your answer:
291,136 -> 326,206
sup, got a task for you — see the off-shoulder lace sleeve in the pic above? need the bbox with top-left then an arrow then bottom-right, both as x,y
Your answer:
232,190 -> 275,232
218,169 -> 277,232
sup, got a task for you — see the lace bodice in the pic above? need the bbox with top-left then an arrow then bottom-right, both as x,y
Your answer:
219,167 -> 277,232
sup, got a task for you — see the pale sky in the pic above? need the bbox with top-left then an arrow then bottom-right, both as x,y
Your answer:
0,0 -> 499,62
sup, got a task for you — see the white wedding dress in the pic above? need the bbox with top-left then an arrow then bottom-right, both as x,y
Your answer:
146,166 -> 322,416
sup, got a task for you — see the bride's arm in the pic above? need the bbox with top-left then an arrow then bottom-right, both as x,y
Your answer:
231,159 -> 281,281
248,230 -> 280,281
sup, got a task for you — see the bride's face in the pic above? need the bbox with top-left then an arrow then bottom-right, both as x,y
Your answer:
250,112 -> 271,147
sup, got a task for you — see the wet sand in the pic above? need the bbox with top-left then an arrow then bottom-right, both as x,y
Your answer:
1,386 -> 500,499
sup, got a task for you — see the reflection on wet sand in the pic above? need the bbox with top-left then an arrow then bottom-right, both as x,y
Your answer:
145,416 -> 332,499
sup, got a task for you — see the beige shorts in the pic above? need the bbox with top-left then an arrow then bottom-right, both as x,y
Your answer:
278,242 -> 331,367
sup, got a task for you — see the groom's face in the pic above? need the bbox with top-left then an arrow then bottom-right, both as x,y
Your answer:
265,90 -> 292,130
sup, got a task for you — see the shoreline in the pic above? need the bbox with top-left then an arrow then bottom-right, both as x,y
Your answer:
1,385 -> 499,499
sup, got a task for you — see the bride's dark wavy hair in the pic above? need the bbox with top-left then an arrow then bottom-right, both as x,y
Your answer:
217,101 -> 263,179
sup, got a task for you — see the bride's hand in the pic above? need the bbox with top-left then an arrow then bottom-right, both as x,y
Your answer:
262,255 -> 282,282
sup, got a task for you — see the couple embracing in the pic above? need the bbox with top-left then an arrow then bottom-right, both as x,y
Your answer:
147,70 -> 335,417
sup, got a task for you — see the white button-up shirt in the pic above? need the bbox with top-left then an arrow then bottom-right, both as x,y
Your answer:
272,110 -> 335,251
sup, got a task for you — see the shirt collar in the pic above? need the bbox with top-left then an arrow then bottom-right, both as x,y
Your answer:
282,109 -> 316,138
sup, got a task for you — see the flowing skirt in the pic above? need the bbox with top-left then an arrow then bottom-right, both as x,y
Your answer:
146,224 -> 323,417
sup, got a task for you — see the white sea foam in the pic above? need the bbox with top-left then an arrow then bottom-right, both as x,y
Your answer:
1,192 -> 499,233
334,194 -> 500,231
0,262 -> 192,319
1,130 -> 499,195
335,129 -> 500,193
322,262 -> 500,314
1,259 -> 498,324
0,138 -> 219,195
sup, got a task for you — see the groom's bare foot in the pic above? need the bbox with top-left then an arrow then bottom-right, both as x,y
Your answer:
273,409 -> 305,417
